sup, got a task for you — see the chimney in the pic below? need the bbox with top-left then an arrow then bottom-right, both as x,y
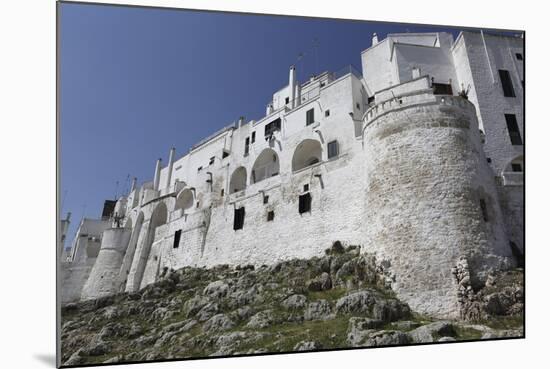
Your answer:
289,65 -> 296,109
372,33 -> 379,46
238,116 -> 245,128
130,177 -> 137,192
266,102 -> 273,116
153,158 -> 162,191
165,147 -> 175,191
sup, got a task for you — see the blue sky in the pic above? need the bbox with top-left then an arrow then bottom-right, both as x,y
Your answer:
59,3 -> 497,243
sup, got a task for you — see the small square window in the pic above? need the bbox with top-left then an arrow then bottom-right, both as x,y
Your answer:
173,230 -> 182,249
263,195 -> 269,204
221,189 -> 225,197
197,166 -> 203,172
511,163 -> 522,172
299,193 -> 312,214
233,207 -> 245,230
222,150 -> 230,159
325,110 -> 330,117
328,140 -> 339,159
251,131 -> 256,143
486,158 -> 492,163
515,53 -> 523,61
368,96 -> 375,104
320,82 -> 326,87
267,210 -> 274,221
306,108 -> 315,125
285,97 -> 290,104
303,184 -> 309,192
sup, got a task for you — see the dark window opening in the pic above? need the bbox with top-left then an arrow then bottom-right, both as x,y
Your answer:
320,82 -> 325,87
244,137 -> 250,156
498,69 -> 516,97
515,53 -> 523,61
197,166 -> 203,172
432,83 -> 453,95
267,210 -> 274,221
306,108 -> 315,125
325,110 -> 330,117
299,193 -> 312,214
251,131 -> 256,143
328,140 -> 339,159
303,184 -> 309,192
265,118 -> 281,138
222,150 -> 230,159
233,207 -> 245,230
263,195 -> 269,204
285,97 -> 290,104
356,102 -> 361,110
368,96 -> 375,104
505,114 -> 522,145
196,201 -> 200,208
480,199 -> 489,222
173,230 -> 182,249
511,163 -> 523,172
221,189 -> 225,197
486,158 -> 492,163
209,157 -> 215,165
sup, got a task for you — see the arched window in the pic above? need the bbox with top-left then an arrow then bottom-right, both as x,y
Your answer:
174,189 -> 194,212
251,148 -> 280,184
504,155 -> 524,173
229,167 -> 247,193
292,139 -> 322,172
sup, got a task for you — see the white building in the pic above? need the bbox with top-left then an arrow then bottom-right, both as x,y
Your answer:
61,30 -> 524,318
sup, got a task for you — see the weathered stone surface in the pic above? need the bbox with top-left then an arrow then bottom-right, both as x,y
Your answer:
282,294 -> 307,310
293,341 -> 323,351
304,300 -> 333,321
203,314 -> 235,333
364,330 -> 410,347
335,290 -> 376,315
246,310 -> 274,329
347,317 -> 384,346
409,321 -> 455,343
203,280 -> 229,300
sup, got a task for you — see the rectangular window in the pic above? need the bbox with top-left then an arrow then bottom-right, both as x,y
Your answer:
263,195 -> 269,204
233,207 -> 245,230
511,163 -> 523,172
368,96 -> 375,104
499,69 -> 516,97
505,114 -> 522,145
251,131 -> 256,143
303,184 -> 309,192
285,97 -> 290,104
209,156 -> 215,165
173,230 -> 182,249
479,199 -> 489,222
265,118 -> 281,138
306,108 -> 315,125
221,189 -> 225,197
515,53 -> 523,61
267,210 -> 274,222
222,149 -> 230,159
328,140 -> 339,159
244,137 -> 250,156
356,102 -> 361,110
325,110 -> 330,117
299,193 -> 312,214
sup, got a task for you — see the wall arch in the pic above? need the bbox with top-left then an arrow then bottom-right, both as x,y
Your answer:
174,188 -> 194,212
292,139 -> 322,172
251,148 -> 280,184
503,155 -> 524,173
229,167 -> 247,193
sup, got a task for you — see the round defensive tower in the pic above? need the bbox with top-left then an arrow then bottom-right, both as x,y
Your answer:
81,228 -> 132,300
362,90 -> 511,318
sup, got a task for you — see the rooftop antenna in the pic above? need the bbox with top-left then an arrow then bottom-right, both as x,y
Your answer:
114,180 -> 119,200
313,38 -> 319,75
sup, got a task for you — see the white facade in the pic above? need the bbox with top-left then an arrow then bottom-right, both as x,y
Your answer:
62,31 -> 524,318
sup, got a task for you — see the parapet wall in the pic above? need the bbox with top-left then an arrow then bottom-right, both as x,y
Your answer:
362,93 -> 511,318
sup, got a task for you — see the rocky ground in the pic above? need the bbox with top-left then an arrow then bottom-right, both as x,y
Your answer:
60,243 -> 524,366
